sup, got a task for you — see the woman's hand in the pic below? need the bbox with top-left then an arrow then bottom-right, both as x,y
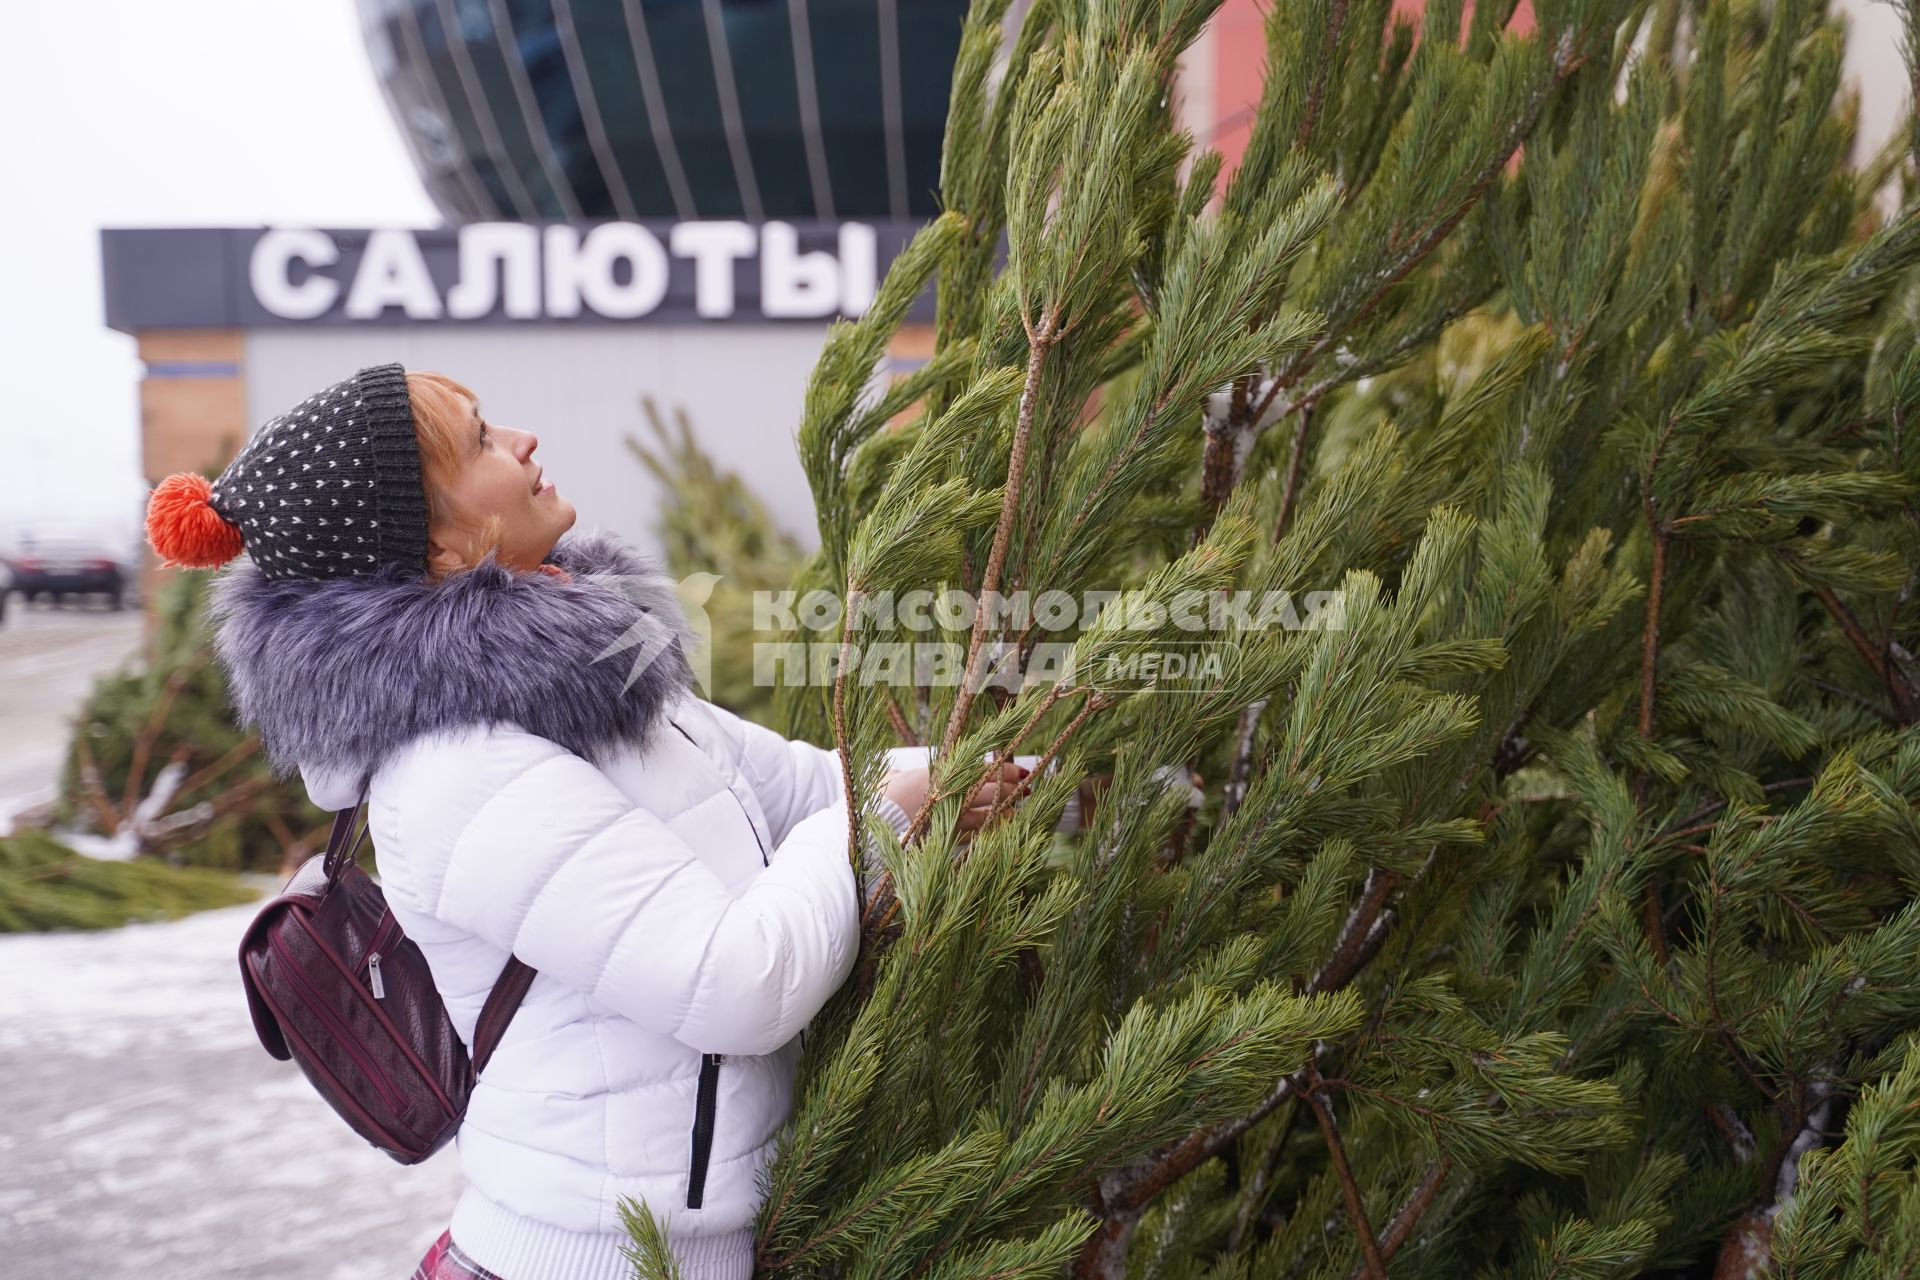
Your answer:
882,762 -> 1031,837
958,761 -> 1031,835
880,766 -> 929,820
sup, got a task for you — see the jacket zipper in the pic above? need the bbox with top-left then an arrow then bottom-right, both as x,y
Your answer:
667,720 -> 809,1055
268,931 -> 409,1115
686,1052 -> 723,1208
666,719 -> 793,1106
667,719 -> 769,867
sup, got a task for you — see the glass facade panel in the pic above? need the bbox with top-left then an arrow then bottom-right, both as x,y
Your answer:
368,0 -> 968,221
714,3 -> 818,217
570,1 -> 682,216
366,5 -> 490,219
799,0 -> 887,217
637,0 -> 747,218
501,0 -> 609,214
895,4 -> 963,215
443,0 -> 570,217
414,0 -> 543,217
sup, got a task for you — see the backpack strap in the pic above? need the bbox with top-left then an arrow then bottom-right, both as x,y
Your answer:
319,796 -> 537,1076
473,957 -> 537,1075
321,802 -> 369,886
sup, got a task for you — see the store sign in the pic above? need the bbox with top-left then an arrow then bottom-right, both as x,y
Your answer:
101,221 -> 936,331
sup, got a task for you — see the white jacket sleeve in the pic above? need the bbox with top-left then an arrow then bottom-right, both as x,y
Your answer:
691,700 -> 1134,840
694,703 -> 932,844
375,727 -> 860,1058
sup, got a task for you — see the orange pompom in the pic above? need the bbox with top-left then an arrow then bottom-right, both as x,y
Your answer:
146,473 -> 244,568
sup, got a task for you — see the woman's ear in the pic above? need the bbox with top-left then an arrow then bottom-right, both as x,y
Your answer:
425,515 -> 510,578
424,525 -> 469,580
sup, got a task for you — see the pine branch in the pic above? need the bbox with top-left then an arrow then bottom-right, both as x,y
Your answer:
1248,26 -> 1593,437
883,687 -> 921,746
172,733 -> 261,800
832,581 -> 866,860
1304,1059 -> 1389,1280
1225,1093 -> 1301,1253
1078,864 -> 1406,1265
1812,581 -> 1916,722
120,669 -> 187,819
749,4 -> 1920,1275
70,731 -> 123,835
932,303 -> 1062,774
985,691 -> 1103,827
1296,0 -> 1352,154
1222,697 -> 1267,819
1352,1156 -> 1456,1277
1310,868 -> 1403,995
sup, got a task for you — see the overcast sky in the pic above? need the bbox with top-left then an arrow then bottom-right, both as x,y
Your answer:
0,0 -> 436,554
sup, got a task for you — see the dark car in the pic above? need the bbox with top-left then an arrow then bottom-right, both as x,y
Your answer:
6,538 -> 128,608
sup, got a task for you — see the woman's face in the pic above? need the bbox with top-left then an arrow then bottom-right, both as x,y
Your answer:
424,394 -> 577,575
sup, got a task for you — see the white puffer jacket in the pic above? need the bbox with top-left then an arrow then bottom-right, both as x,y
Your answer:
210,530 -> 922,1280
312,695 -> 912,1280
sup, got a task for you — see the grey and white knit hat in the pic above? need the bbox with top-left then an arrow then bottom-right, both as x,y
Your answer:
146,363 -> 430,581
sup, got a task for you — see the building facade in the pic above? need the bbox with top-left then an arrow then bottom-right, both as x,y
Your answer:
103,221 -> 937,578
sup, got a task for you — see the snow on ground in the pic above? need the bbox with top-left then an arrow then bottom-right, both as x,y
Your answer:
1,602 -> 461,1277
0,601 -> 463,1276
0,896 -> 463,1278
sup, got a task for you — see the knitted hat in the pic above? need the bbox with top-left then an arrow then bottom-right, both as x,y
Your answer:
145,363 -> 429,580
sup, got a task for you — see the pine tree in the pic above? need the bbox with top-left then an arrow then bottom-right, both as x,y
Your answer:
625,395 -> 806,718
55,567 -> 321,871
0,827 -> 254,933
620,1 -> 1920,1273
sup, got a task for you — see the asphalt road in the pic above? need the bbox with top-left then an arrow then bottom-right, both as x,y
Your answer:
0,598 -> 463,1278
0,600 -> 142,832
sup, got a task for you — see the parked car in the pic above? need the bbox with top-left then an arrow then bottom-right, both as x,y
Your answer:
6,538 -> 128,608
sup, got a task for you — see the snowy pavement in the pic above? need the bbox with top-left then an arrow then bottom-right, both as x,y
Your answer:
0,598 -> 464,1277
0,899 -> 463,1278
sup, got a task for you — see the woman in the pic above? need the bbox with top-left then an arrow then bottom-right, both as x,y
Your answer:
143,363 -> 1029,1280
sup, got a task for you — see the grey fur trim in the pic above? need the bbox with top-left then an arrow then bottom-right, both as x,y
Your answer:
207,529 -> 698,786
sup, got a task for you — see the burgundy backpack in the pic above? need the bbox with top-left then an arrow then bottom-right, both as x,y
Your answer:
239,802 -> 536,1165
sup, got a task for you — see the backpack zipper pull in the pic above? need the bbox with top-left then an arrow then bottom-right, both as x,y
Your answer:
368,952 -> 386,1000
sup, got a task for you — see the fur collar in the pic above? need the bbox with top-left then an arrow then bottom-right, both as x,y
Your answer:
208,529 -> 698,800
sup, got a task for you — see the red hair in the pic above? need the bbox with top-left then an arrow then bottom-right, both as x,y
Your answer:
406,370 -> 505,570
